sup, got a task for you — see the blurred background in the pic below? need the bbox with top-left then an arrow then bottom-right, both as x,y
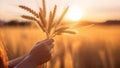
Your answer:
0,0 -> 120,68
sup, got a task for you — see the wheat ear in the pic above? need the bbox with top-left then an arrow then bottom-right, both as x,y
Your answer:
54,6 -> 69,28
19,5 -> 39,18
42,0 -> 46,17
21,15 -> 45,32
48,5 -> 57,33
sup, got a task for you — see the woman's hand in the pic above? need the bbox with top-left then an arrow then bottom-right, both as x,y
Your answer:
29,39 -> 54,64
14,39 -> 54,68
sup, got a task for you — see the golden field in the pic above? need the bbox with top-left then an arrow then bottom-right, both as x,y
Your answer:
0,25 -> 120,68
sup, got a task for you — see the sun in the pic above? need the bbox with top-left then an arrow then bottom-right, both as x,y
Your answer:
66,6 -> 83,21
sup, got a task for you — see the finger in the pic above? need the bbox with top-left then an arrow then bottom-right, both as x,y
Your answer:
39,52 -> 52,64
46,44 -> 54,51
36,39 -> 53,45
45,39 -> 54,45
41,39 -> 54,47
36,39 -> 54,48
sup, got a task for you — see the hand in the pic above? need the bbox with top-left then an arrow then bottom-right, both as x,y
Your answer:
29,39 -> 54,64
14,39 -> 54,68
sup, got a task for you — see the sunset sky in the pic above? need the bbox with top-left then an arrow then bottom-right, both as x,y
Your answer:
0,0 -> 120,22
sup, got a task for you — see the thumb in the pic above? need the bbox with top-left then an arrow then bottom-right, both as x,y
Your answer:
41,39 -> 54,46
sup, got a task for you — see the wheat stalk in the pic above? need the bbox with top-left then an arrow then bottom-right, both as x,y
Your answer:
19,0 -> 76,39
42,0 -> 46,17
47,5 -> 57,34
54,6 -> 69,28
52,5 -> 57,22
21,15 -> 37,21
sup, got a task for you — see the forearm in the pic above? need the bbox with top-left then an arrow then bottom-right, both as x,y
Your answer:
8,54 -> 27,68
8,54 -> 42,68
13,55 -> 40,68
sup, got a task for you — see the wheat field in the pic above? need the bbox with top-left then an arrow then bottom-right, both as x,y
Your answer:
0,25 -> 120,68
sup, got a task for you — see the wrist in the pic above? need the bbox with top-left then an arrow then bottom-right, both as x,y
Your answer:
28,54 -> 40,65
29,54 -> 43,65
14,55 -> 38,68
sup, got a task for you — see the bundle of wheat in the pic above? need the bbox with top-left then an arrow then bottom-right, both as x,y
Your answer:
19,0 -> 76,39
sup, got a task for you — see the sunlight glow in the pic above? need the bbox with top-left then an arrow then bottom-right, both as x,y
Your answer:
66,6 -> 83,21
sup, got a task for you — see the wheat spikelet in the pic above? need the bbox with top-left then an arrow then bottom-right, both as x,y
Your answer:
55,27 -> 69,34
49,11 -> 53,24
48,11 -> 53,33
38,0 -> 47,30
62,30 -> 76,34
36,21 -> 46,32
57,6 -> 69,24
21,15 -> 45,32
52,5 -> 57,22
54,6 -> 69,27
39,8 -> 44,16
50,27 -> 69,37
19,5 -> 39,18
42,0 -> 46,17
56,31 -> 76,35
39,12 -> 47,28
21,15 -> 38,21
53,29 -> 76,36
47,5 -> 57,33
